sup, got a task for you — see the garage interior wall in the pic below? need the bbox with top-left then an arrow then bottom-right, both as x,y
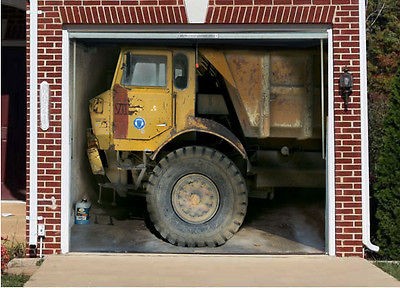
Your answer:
69,43 -> 118,225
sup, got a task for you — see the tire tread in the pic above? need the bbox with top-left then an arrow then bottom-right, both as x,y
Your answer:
146,146 -> 248,247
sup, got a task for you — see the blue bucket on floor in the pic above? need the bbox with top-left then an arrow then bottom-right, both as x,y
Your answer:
75,199 -> 91,224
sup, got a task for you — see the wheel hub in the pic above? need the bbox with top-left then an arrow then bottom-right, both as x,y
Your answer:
172,174 -> 220,224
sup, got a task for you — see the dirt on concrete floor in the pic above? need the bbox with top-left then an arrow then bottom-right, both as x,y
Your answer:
71,188 -> 326,254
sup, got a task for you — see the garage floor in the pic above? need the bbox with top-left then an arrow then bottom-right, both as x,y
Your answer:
70,188 -> 325,254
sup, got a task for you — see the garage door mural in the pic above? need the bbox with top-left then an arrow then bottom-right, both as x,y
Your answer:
25,0 -> 373,257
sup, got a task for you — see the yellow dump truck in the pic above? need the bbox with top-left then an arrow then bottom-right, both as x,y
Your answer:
88,47 -> 325,247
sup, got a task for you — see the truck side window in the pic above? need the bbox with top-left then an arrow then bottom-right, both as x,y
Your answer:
173,54 -> 188,90
122,55 -> 167,87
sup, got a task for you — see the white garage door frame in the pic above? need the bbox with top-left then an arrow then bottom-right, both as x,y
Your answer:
61,27 -> 335,255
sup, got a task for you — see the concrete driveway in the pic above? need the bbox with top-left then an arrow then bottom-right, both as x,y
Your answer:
25,254 -> 399,287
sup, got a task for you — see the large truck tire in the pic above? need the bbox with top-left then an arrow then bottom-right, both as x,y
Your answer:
146,146 -> 248,247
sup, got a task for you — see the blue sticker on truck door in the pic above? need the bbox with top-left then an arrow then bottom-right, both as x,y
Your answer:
134,117 -> 146,130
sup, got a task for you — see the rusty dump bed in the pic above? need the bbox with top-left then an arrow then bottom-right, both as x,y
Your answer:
200,48 -> 323,140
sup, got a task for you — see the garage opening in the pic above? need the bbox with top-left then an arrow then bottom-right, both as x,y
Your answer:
65,31 -> 329,254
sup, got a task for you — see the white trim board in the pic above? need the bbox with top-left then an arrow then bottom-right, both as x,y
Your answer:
61,29 -> 71,254
327,29 -> 335,256
68,31 -> 328,40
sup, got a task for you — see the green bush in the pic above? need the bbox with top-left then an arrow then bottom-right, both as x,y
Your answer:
1,236 -> 26,260
1,241 -> 10,274
367,0 -> 400,97
1,236 -> 26,274
367,0 -> 400,190
374,68 -> 400,260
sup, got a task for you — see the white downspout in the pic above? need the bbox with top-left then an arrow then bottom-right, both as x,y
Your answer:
28,0 -> 39,253
359,0 -> 379,252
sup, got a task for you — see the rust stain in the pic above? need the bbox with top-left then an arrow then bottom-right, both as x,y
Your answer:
151,117 -> 247,162
128,97 -> 144,115
89,98 -> 104,114
113,84 -> 129,139
128,105 -> 144,115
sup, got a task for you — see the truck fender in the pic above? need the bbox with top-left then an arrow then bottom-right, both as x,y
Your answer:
150,117 -> 250,171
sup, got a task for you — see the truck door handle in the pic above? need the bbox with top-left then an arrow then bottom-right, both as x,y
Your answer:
157,123 -> 167,127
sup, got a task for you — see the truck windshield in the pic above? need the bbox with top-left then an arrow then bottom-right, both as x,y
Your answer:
122,55 -> 167,87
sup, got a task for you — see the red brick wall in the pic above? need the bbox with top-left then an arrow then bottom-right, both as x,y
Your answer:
58,1 -> 187,24
26,0 -> 364,256
206,1 -> 336,23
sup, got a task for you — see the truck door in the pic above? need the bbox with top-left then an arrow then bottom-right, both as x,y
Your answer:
114,51 -> 173,140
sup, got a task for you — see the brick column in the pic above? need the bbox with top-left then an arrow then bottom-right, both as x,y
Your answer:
332,1 -> 363,257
